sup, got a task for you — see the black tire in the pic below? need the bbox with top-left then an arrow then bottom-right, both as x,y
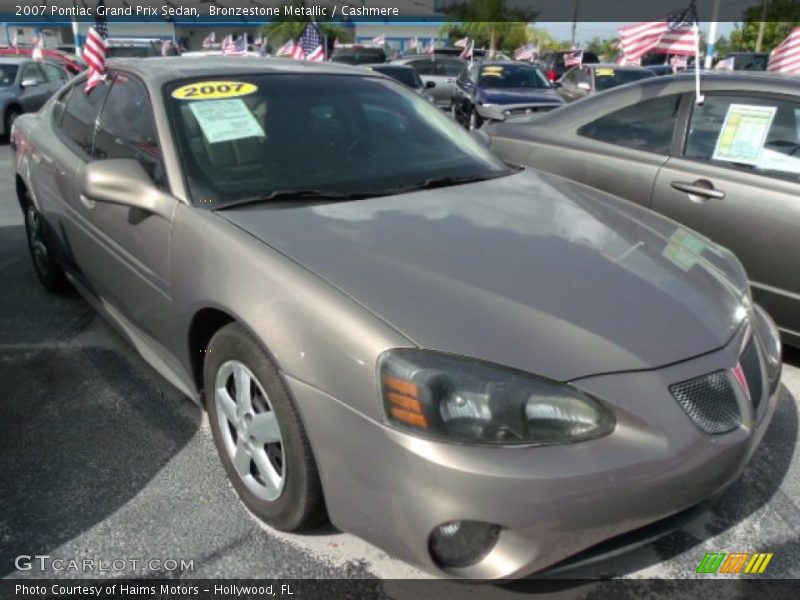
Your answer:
4,106 -> 21,139
23,200 -> 70,293
204,323 -> 327,532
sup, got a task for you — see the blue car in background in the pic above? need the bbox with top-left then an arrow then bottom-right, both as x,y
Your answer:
451,61 -> 564,129
0,56 -> 68,137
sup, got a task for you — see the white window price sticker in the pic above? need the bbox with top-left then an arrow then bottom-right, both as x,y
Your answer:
712,103 -> 777,165
189,99 -> 265,144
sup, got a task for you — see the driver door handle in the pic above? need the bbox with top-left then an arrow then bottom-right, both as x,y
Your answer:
670,179 -> 725,202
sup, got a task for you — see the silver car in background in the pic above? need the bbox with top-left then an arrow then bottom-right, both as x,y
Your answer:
12,58 -> 781,579
392,54 -> 467,109
0,56 -> 68,136
486,72 -> 800,348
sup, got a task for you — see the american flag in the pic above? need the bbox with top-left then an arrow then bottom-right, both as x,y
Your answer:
222,35 -> 248,57
513,43 -> 536,61
459,39 -> 473,60
291,21 -> 325,61
408,36 -> 418,51
31,30 -> 45,62
84,1 -> 108,93
565,49 -> 583,66
424,37 -> 435,55
202,31 -> 216,49
618,1 -> 698,62
767,27 -> 800,76
454,37 -> 469,48
371,34 -> 385,47
276,39 -> 295,57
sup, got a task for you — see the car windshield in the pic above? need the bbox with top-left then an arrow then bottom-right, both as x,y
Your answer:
107,46 -> 153,58
164,74 -> 512,207
478,65 -> 551,89
0,64 -> 18,86
330,49 -> 386,65
371,67 -> 422,89
594,68 -> 654,91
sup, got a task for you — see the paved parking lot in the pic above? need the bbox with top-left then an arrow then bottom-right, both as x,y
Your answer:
1,142 -> 799,591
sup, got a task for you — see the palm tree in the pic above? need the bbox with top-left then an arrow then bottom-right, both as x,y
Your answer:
439,0 -> 538,57
264,0 -> 345,47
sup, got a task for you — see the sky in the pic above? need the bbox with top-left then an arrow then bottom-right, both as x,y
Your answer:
542,21 -> 739,44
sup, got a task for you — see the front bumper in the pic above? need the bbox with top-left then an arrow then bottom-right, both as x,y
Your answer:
476,102 -> 563,122
288,310 -> 780,579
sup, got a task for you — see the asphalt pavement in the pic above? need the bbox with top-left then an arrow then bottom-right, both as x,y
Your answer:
1,143 -> 799,593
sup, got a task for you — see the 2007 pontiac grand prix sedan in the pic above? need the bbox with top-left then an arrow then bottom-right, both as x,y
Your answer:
12,58 -> 782,578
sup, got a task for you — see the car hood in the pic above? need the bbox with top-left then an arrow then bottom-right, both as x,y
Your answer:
478,87 -> 563,105
217,170 -> 748,382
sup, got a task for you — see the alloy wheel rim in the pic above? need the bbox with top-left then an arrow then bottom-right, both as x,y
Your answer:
215,360 -> 286,501
26,206 -> 50,274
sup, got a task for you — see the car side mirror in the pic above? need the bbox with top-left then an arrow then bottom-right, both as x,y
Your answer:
552,80 -> 562,88
81,159 -> 176,220
21,77 -> 42,88
425,80 -> 436,89
577,81 -> 591,91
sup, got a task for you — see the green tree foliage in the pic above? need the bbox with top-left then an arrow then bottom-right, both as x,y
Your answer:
585,37 -> 619,61
264,0 -> 345,47
726,0 -> 799,52
439,0 -> 538,56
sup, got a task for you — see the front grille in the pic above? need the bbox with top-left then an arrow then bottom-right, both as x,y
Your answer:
503,106 -> 559,117
740,338 -> 763,412
670,371 -> 740,434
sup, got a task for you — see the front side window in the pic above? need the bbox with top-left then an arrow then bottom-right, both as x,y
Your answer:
578,94 -> 680,154
95,73 -> 166,188
43,63 -> 67,83
685,94 -> 800,182
164,74 -> 511,207
58,79 -> 110,156
21,63 -> 46,85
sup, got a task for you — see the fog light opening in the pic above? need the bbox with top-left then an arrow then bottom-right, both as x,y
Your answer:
428,520 -> 501,569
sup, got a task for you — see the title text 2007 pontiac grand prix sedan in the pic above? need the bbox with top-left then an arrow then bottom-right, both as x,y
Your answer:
12,58 -> 781,578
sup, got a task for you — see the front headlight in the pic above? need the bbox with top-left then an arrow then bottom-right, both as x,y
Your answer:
379,349 -> 615,446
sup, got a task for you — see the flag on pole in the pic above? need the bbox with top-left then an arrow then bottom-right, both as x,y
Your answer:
84,1 -> 108,93
276,39 -> 295,57
424,37 -> 435,55
454,37 -> 469,48
408,36 -> 419,51
565,48 -> 583,66
371,34 -> 385,47
222,35 -> 247,56
291,21 -> 325,62
618,0 -> 698,61
201,31 -> 215,49
11,30 -> 17,48
513,43 -> 536,61
767,27 -> 800,75
459,39 -> 474,60
31,30 -> 45,62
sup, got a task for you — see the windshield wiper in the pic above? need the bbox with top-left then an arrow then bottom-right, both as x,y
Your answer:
383,169 -> 520,195
214,189 -> 377,210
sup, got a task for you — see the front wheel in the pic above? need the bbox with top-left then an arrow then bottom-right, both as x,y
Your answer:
204,323 -> 327,532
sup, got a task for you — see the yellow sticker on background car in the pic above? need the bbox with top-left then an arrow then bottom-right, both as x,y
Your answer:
596,68 -> 616,76
171,81 -> 258,100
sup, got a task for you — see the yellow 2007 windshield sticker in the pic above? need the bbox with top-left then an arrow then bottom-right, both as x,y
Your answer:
172,81 -> 257,100
596,68 -> 615,76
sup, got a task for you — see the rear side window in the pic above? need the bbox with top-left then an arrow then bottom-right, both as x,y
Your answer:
59,80 -> 110,156
578,94 -> 680,154
95,74 -> 166,188
684,94 -> 800,182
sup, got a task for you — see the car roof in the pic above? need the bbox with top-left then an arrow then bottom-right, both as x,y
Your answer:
0,56 -> 29,64
106,56 -> 375,84
395,54 -> 464,62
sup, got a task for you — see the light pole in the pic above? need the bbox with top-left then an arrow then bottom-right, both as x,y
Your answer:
704,0 -> 721,68
570,0 -> 580,47
756,0 -> 770,52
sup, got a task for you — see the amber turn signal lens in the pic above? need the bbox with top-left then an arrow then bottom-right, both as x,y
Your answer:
389,407 -> 428,428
